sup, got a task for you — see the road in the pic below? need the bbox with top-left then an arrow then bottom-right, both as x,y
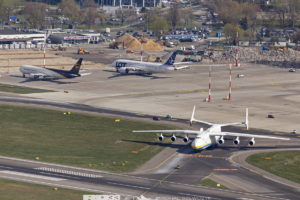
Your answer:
0,93 -> 299,199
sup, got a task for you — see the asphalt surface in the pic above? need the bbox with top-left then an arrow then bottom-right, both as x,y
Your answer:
0,93 -> 299,200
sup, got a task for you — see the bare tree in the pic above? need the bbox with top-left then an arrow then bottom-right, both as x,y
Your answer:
144,8 -> 160,31
224,23 -> 243,45
181,9 -> 195,26
212,0 -> 242,25
59,0 -> 80,25
149,16 -> 169,39
82,7 -> 106,27
288,0 -> 300,27
115,8 -> 136,25
272,0 -> 289,27
168,2 -> 180,30
23,2 -> 47,29
82,0 -> 98,8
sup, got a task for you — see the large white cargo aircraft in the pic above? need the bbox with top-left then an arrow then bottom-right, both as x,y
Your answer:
112,51 -> 188,75
133,106 -> 290,150
20,58 -> 83,79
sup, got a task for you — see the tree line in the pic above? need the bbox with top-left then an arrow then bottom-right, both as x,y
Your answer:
206,0 -> 300,43
0,0 -> 106,29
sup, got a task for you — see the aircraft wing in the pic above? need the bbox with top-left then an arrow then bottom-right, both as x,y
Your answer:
210,132 -> 290,140
174,62 -> 192,65
174,65 -> 190,70
133,130 -> 201,136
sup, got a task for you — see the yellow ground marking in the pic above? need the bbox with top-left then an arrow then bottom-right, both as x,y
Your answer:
268,83 -> 281,86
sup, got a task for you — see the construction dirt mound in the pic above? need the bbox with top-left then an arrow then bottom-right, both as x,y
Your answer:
115,34 -> 164,51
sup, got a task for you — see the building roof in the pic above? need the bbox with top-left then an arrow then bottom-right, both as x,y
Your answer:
0,27 -> 41,35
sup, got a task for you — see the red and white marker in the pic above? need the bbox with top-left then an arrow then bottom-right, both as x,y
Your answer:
208,66 -> 212,102
228,62 -> 232,100
43,46 -> 46,68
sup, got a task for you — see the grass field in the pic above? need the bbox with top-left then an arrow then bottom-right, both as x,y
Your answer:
198,178 -> 227,189
246,151 -> 300,184
0,83 -> 53,94
0,178 -> 89,200
0,104 -> 174,172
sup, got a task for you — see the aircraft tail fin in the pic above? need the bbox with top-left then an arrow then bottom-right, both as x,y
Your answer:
164,51 -> 177,65
70,58 -> 83,74
190,105 -> 196,126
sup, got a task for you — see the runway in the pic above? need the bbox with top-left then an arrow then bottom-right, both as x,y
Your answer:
0,154 -> 298,200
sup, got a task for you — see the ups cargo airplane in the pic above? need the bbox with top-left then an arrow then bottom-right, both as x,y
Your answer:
20,58 -> 83,79
134,106 -> 290,150
112,51 -> 188,75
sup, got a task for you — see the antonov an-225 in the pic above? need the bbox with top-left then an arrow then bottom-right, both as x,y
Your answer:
134,106 -> 290,150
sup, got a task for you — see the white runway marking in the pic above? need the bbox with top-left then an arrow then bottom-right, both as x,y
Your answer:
178,192 -> 213,200
0,170 -> 65,181
108,182 -> 150,190
36,167 -> 102,178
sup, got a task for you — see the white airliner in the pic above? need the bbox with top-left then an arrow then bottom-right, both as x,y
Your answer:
112,51 -> 188,75
20,58 -> 83,79
133,106 -> 290,150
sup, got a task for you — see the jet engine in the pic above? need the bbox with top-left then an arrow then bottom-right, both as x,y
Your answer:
233,137 -> 240,145
118,68 -> 129,74
29,74 -> 39,79
183,136 -> 189,143
218,136 -> 225,144
248,138 -> 255,146
158,134 -> 164,141
170,134 -> 176,142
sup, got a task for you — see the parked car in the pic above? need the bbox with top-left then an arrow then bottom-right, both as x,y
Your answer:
182,57 -> 201,62
289,68 -> 296,72
165,114 -> 172,119
152,116 -> 161,121
133,32 -> 142,38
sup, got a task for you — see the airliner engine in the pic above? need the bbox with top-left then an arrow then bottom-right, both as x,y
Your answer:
249,138 -> 255,146
171,134 -> 176,142
158,134 -> 164,141
218,136 -> 225,144
233,137 -> 240,145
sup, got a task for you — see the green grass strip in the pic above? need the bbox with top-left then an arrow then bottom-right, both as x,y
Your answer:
0,178 -> 91,200
0,104 -> 174,172
198,178 -> 227,189
246,151 -> 300,184
0,83 -> 53,94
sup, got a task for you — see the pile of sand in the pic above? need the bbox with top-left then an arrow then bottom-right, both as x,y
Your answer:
115,34 -> 164,51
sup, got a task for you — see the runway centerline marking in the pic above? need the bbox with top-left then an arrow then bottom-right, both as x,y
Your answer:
178,192 -> 214,200
0,170 -> 65,181
107,182 -> 150,190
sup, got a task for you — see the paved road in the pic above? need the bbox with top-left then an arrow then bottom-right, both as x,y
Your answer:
0,94 -> 299,199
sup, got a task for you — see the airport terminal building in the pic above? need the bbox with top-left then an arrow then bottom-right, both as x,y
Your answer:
0,28 -> 45,45
48,31 -> 101,44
